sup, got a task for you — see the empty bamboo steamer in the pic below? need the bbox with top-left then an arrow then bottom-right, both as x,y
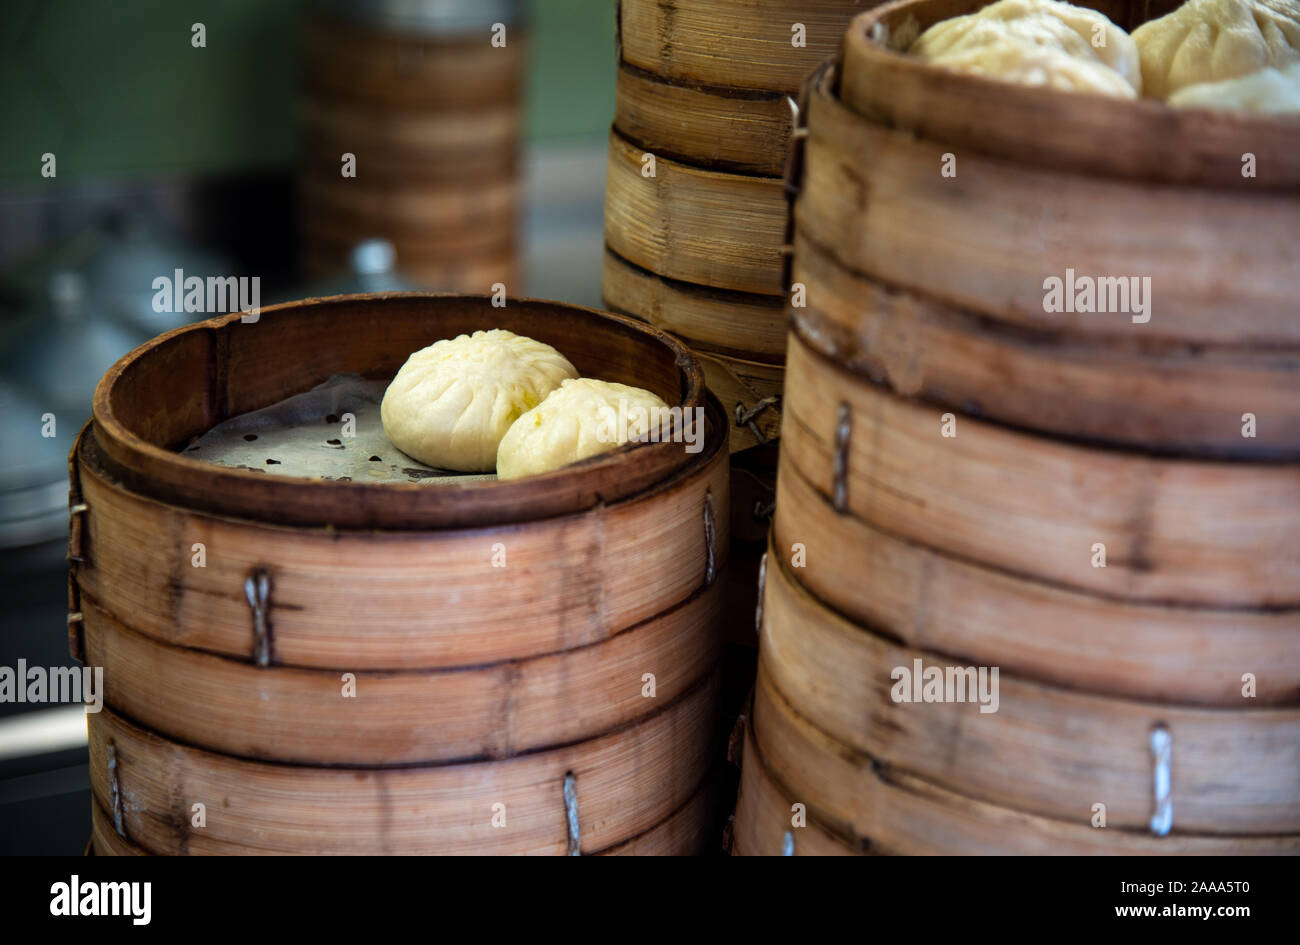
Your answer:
74,293 -> 729,855
298,0 -> 525,289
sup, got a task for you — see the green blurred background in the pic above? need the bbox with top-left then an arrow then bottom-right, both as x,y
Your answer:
0,0 -> 616,185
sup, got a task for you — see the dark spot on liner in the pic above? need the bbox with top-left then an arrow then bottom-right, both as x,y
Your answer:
265,458 -> 281,465
243,434 -> 258,441
369,455 -> 382,462
326,414 -> 339,424
326,438 -> 342,445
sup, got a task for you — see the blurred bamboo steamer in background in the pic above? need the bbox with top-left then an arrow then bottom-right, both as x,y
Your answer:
605,0 -> 874,652
732,0 -> 1300,854
298,0 -> 525,290
75,294 -> 729,854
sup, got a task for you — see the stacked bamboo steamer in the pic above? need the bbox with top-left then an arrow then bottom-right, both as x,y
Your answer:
298,0 -> 524,290
603,0 -> 871,640
73,293 -> 729,855
733,0 -> 1300,855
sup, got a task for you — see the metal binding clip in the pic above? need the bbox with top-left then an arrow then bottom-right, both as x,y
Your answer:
107,739 -> 124,837
563,771 -> 581,856
1149,724 -> 1173,836
703,489 -> 717,586
66,574 -> 85,664
244,569 -> 272,667
755,552 -> 768,636
832,403 -> 852,513
67,502 -> 89,565
735,397 -> 778,446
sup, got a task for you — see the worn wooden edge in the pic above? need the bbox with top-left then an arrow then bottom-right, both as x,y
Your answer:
619,0 -> 867,93
784,330 -> 1300,608
759,558 -> 1300,833
745,663 -> 1300,854
791,228 -> 1300,459
800,69 -> 1300,347
89,294 -> 714,530
613,60 -> 792,176
773,464 -> 1300,707
74,412 -> 729,669
602,247 -> 788,363
839,0 -> 1300,189
92,763 -> 717,856
88,671 -> 719,855
603,129 -> 787,296
82,580 -> 722,765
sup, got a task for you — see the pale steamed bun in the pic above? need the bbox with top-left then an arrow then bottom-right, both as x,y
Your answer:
1168,59 -> 1300,109
496,378 -> 669,480
1132,0 -> 1300,100
381,329 -> 577,472
910,0 -> 1142,96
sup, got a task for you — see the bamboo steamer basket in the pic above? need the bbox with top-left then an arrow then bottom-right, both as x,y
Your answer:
602,248 -> 786,362
298,0 -> 524,290
619,0 -> 871,92
301,8 -> 524,109
840,0 -> 1298,187
604,130 -> 787,297
87,676 -> 718,855
74,293 -> 728,854
736,670 -> 1300,855
614,62 -> 794,177
91,770 -> 719,856
782,331 -> 1300,609
795,64 -> 1300,454
774,462 -> 1300,708
758,551 -> 1300,834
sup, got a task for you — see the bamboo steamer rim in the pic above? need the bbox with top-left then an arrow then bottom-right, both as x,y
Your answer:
88,673 -> 718,855
90,293 -> 715,530
91,774 -> 716,856
772,464 -> 1300,708
783,328 -> 1300,608
840,0 -> 1300,189
617,0 -> 870,94
612,60 -> 794,178
73,418 -> 729,671
788,226 -> 1300,459
759,545 -> 1300,834
81,581 -> 722,764
603,128 -> 788,296
601,248 -> 789,364
742,668 -> 1300,854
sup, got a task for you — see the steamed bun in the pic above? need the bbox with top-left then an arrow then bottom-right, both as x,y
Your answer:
495,378 -> 669,480
1168,59 -> 1300,109
1132,0 -> 1300,99
910,0 -> 1142,97
381,329 -> 577,472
